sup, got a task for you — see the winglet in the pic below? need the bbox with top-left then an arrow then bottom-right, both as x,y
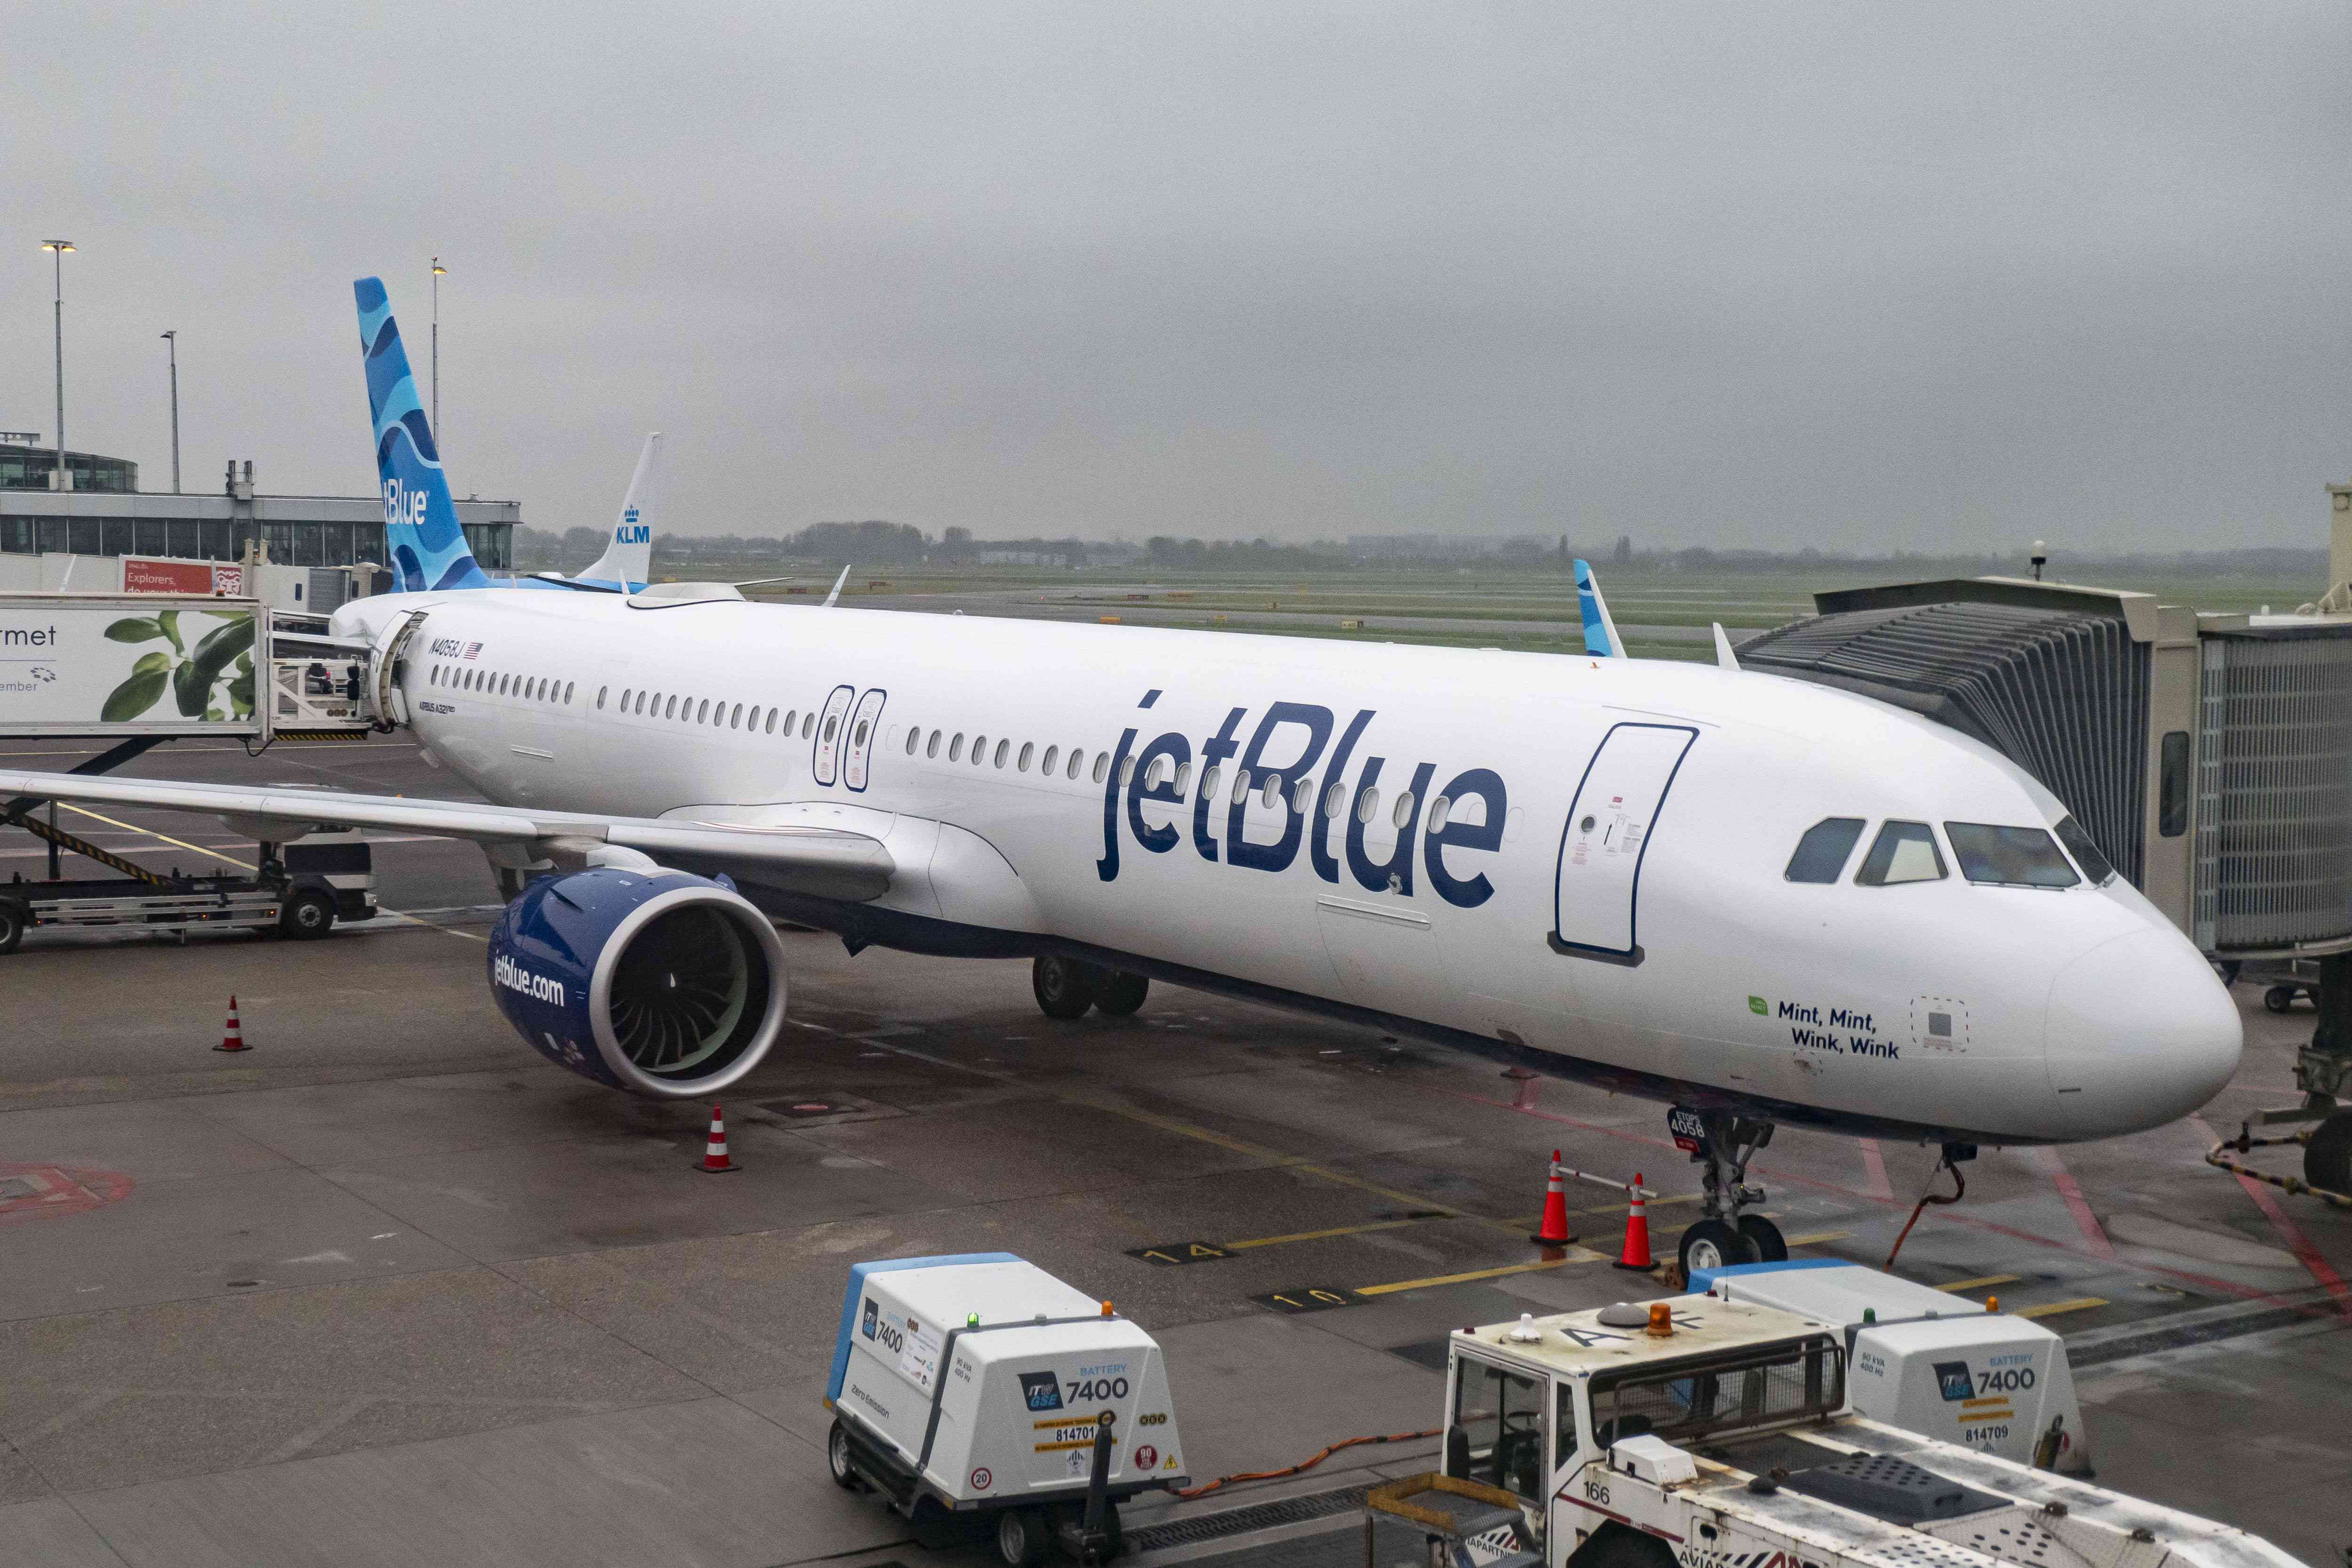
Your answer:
355,277 -> 488,592
1712,622 -> 1740,671
822,565 -> 850,608
578,433 -> 661,591
1572,558 -> 1624,658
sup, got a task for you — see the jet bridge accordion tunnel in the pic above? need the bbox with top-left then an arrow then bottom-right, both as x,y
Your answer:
1738,578 -> 2352,1095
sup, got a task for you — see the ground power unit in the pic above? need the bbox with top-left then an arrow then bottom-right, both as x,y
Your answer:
1691,1259 -> 2090,1475
823,1254 -> 1187,1563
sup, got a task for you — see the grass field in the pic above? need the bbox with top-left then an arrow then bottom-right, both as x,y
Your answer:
731,563 -> 2330,663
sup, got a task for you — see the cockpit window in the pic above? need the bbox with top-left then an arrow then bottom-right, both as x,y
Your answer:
1785,818 -> 1866,883
2053,815 -> 2116,886
1854,820 -> 1945,886
1944,823 -> 2081,889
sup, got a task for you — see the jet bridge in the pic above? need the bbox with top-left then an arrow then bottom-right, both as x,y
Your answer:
1738,577 -> 2352,1106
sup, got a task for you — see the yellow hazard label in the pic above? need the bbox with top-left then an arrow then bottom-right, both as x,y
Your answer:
1034,1437 -> 1122,1453
1958,1405 -> 2014,1425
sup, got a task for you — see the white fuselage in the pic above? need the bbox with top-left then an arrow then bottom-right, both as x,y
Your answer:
337,589 -> 2241,1146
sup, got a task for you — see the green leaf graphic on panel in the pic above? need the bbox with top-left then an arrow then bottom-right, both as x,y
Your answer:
1748,995 -> 1768,1016
131,650 -> 171,677
156,610 -> 183,654
173,658 -> 212,716
191,615 -> 253,677
104,617 -> 161,643
102,668 -> 169,721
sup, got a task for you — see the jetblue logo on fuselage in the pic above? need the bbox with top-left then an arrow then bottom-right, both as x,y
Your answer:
1096,692 -> 1505,909
382,477 -> 430,530
492,954 -> 564,1007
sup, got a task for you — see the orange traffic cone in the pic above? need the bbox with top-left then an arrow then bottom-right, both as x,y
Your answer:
1613,1173 -> 1655,1271
1530,1150 -> 1574,1245
695,1104 -> 739,1174
215,995 -> 250,1053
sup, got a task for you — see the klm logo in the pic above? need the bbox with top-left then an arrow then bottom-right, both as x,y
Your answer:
615,508 -> 648,545
1095,691 -> 1506,909
382,477 -> 430,530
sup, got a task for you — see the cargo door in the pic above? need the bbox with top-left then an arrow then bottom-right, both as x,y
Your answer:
1316,895 -> 1443,1019
1551,723 -> 1695,964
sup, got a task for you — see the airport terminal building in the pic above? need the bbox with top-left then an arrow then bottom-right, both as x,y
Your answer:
0,440 -> 518,570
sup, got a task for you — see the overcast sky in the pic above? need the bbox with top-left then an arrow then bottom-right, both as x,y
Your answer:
7,3 -> 2349,552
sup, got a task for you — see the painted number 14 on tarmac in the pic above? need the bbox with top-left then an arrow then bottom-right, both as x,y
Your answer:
1125,1241 -> 1231,1267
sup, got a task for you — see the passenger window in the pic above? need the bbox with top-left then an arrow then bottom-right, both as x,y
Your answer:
1358,786 -> 1380,823
1119,756 -> 1136,786
993,739 -> 1009,768
596,686 -> 606,709
802,712 -> 815,739
1144,755 -> 1167,788
1785,818 -> 1866,883
1174,761 -> 1192,796
1447,1356 -> 1546,1500
2053,815 -> 2116,885
972,733 -> 987,764
1018,742 -> 1034,772
906,728 -> 920,755
823,716 -> 838,741
732,703 -> 745,729
927,730 -> 941,759
1428,795 -> 1452,833
782,708 -> 796,733
1066,749 -> 1083,780
636,692 -> 648,715
855,720 -> 869,747
1856,820 -> 1946,885
1944,823 -> 2080,888
1292,777 -> 1314,813
1092,754 -> 1108,784
665,695 -> 678,719
696,699 -> 709,724
1041,744 -> 1058,775
1259,774 -> 1280,808
766,709 -> 778,735
1323,782 -> 1346,819
1200,764 -> 1221,803
1232,770 -> 1250,806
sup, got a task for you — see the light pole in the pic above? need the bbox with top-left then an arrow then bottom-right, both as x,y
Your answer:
431,257 -> 446,443
160,332 -> 181,494
41,240 -> 73,492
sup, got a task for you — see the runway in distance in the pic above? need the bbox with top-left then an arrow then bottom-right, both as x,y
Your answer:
0,278 -> 2242,1271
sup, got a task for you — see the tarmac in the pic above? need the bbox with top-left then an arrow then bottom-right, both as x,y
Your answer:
0,733 -> 2345,1567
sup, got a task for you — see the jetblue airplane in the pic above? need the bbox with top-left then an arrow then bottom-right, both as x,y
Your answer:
0,279 -> 2242,1274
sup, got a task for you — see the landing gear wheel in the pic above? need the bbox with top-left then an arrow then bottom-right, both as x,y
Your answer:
1094,971 -> 1150,1017
1678,1218 -> 1759,1277
995,1507 -> 1048,1567
278,888 -> 336,940
1033,955 -> 1105,1019
826,1420 -> 858,1490
2306,1110 -> 2352,1194
1738,1214 -> 1788,1262
2265,986 -> 2297,1013
0,898 -> 25,955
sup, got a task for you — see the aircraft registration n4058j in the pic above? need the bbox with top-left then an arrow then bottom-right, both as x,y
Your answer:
0,277 -> 2240,1273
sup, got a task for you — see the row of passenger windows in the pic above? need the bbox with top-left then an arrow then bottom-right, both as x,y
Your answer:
599,685 -> 855,744
1785,815 -> 2114,889
899,725 -> 1460,831
429,664 -> 575,705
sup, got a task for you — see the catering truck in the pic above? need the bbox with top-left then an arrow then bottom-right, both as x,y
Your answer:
1437,1294 -> 2297,1568
0,592 -> 381,953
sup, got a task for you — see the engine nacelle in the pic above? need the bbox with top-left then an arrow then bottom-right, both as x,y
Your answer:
486,867 -> 788,1098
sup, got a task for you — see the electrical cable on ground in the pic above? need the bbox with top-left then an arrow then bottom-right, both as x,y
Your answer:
1171,1428 -> 1441,1500
1883,1153 -> 1965,1270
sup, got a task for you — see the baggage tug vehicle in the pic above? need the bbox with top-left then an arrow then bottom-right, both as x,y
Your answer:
1439,1295 -> 2299,1568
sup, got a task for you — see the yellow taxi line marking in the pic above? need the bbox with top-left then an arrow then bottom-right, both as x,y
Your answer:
2011,1297 -> 2107,1320
1783,1230 -> 1852,1247
1939,1274 -> 2021,1293
1224,1219 -> 1429,1250
1355,1259 -> 1569,1297
57,804 -> 253,870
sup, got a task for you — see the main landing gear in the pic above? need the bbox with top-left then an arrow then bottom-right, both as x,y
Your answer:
1031,955 -> 1150,1020
1671,1109 -> 1787,1278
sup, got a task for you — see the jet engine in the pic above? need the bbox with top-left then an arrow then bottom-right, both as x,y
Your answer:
485,867 -> 788,1098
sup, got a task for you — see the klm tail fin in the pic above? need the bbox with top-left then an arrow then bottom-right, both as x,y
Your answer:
578,433 -> 660,590
1572,558 -> 1625,657
356,277 -> 488,592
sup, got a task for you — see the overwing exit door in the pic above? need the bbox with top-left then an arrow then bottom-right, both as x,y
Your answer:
1551,723 -> 1696,964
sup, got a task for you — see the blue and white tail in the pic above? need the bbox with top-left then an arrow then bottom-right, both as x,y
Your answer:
1572,558 -> 1625,657
356,277 -> 488,592
575,433 -> 660,592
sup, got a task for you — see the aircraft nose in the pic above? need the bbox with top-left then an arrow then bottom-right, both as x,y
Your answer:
2045,928 -> 2241,1135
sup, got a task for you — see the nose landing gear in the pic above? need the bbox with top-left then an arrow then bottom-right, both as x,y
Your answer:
1672,1111 -> 1786,1278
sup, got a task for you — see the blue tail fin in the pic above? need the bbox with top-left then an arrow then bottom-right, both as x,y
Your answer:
1572,558 -> 1625,657
356,277 -> 488,592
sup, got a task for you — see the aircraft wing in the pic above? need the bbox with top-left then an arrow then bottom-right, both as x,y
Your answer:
0,770 -> 893,902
